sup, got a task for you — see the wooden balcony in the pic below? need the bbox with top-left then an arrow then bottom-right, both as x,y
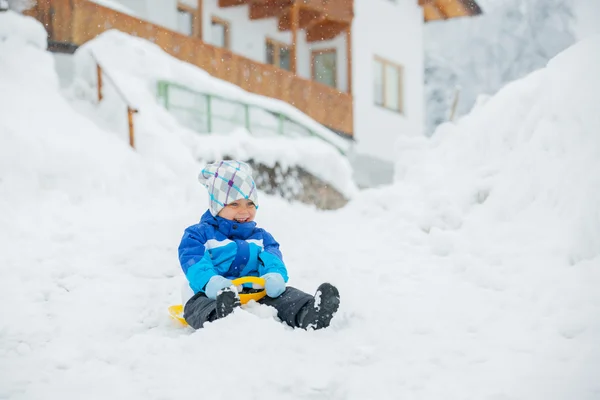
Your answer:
26,0 -> 353,135
220,0 -> 353,42
418,0 -> 482,22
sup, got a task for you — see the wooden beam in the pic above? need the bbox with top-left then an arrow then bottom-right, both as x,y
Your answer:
291,2 -> 298,74
306,20 -> 347,42
197,0 -> 203,40
304,15 -> 327,32
218,0 -> 248,7
423,3 -> 444,21
432,0 -> 449,18
279,6 -> 322,31
422,0 -> 482,21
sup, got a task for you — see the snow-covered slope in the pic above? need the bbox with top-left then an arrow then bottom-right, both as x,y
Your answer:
1,12 -> 599,400
66,29 -> 356,199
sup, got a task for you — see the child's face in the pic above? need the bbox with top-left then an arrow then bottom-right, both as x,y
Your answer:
218,199 -> 257,223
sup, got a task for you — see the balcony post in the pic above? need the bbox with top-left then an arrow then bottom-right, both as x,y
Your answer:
196,0 -> 203,40
96,63 -> 103,102
291,2 -> 299,74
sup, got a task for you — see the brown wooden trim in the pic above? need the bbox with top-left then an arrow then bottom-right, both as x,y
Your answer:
374,55 -> 404,114
177,2 -> 195,13
291,3 -> 299,74
177,2 -> 200,37
422,0 -> 482,22
211,15 -> 231,49
311,48 -> 337,87
218,0 -> 248,6
177,0 -> 204,39
433,0 -> 449,18
197,0 -> 203,40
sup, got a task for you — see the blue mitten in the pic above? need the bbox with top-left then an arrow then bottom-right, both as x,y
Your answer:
205,275 -> 233,300
262,273 -> 286,298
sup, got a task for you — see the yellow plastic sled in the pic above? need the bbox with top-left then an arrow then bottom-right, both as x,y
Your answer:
168,276 -> 266,327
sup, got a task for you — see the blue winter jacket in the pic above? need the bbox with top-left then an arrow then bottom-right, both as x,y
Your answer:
178,210 -> 289,294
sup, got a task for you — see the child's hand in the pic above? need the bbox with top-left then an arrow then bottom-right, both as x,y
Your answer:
261,273 -> 286,298
205,275 -> 234,300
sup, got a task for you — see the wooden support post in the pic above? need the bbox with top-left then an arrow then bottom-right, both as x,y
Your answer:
291,3 -> 299,74
346,24 -> 352,95
127,107 -> 138,148
196,0 -> 203,40
96,63 -> 103,102
449,86 -> 461,121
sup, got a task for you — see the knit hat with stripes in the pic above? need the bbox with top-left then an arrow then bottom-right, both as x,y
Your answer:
198,160 -> 259,216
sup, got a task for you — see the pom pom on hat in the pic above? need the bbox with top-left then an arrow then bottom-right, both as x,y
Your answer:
198,160 -> 258,216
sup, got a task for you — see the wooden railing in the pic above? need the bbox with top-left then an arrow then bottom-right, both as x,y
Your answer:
28,0 -> 353,135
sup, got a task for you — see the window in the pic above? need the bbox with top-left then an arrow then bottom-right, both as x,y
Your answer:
373,56 -> 404,113
312,49 -> 337,88
177,5 -> 194,36
266,38 -> 291,71
211,16 -> 230,49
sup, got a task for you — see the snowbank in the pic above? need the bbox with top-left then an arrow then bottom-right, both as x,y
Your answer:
0,12 -> 199,217
395,35 -> 600,263
66,30 -> 356,198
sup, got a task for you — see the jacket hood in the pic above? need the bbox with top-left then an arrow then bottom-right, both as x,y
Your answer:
200,210 -> 257,240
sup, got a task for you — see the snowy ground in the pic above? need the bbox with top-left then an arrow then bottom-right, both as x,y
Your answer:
1,12 -> 600,400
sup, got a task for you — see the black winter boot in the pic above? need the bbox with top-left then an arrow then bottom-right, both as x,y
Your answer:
215,287 -> 241,319
297,283 -> 340,330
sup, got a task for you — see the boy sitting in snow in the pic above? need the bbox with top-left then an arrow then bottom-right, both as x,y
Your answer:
178,160 -> 340,330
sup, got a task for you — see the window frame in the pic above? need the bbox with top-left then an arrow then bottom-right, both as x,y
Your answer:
211,15 -> 231,49
311,48 -> 338,88
176,2 -> 196,37
373,55 -> 404,114
266,38 -> 291,71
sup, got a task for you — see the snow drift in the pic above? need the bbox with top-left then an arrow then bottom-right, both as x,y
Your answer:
395,35 -> 600,263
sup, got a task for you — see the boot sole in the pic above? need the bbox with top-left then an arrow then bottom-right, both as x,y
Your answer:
308,283 -> 340,330
215,289 -> 241,319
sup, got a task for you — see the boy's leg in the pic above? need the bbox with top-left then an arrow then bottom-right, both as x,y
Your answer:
183,292 -> 217,329
183,289 -> 241,329
259,286 -> 313,328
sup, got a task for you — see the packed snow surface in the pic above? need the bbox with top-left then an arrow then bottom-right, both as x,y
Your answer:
1,12 -> 599,400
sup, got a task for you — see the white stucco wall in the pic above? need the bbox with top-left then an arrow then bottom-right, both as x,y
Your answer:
115,0 -> 179,30
352,0 -> 425,162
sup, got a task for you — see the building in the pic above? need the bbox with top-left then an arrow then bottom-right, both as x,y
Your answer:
25,0 -> 481,183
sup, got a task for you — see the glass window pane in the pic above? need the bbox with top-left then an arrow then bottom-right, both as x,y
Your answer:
384,64 -> 399,111
314,51 -> 337,88
279,47 -> 290,71
373,59 -> 384,105
266,41 -> 275,65
211,21 -> 226,48
177,10 -> 193,36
